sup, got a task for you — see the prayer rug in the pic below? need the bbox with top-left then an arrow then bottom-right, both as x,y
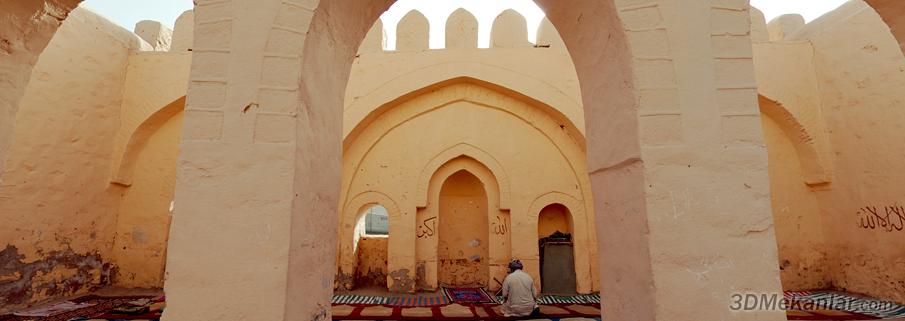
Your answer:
331,302 -> 601,320
443,287 -> 498,304
331,294 -> 388,305
2,295 -> 160,321
537,293 -> 601,305
12,301 -> 94,317
385,294 -> 451,306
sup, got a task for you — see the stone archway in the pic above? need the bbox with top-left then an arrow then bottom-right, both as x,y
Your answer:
0,1 -> 901,320
162,1 -> 786,321
758,95 -> 832,186
337,191 -> 402,291
537,203 -> 577,295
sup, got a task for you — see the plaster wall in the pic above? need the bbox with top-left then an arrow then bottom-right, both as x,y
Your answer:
344,48 -> 583,137
0,7 -> 139,311
752,31 -> 833,290
0,0 -> 81,173
354,237 -> 389,287
437,171 -> 490,287
759,108 -> 828,290
110,51 -> 192,186
338,82 -> 596,294
752,41 -> 833,185
788,1 -> 905,303
111,111 -> 184,288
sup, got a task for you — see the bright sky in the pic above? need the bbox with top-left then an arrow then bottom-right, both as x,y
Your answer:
80,0 -> 194,29
80,0 -> 850,46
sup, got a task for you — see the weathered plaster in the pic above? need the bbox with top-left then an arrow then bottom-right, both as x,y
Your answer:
790,0 -> 905,303
0,7 -> 139,312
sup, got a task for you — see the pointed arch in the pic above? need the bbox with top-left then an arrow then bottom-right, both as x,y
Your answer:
112,96 -> 185,185
418,148 -> 509,209
336,190 -> 401,290
759,95 -> 832,186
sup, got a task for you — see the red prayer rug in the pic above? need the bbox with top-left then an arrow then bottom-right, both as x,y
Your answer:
443,287 -> 498,304
331,302 -> 601,320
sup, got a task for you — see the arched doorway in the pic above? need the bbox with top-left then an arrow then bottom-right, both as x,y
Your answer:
438,170 -> 489,287
537,203 -> 576,295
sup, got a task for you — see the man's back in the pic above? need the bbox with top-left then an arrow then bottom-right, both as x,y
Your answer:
502,270 -> 537,316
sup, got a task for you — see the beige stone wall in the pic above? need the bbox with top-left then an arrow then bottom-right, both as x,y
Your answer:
338,82 -> 596,294
0,7 -> 141,311
111,110 -> 184,288
437,171 -> 491,287
759,99 -> 829,290
0,0 -> 81,174
752,0 -> 905,303
0,4 -> 193,310
354,237 -> 389,287
792,1 -> 905,303
110,51 -> 192,186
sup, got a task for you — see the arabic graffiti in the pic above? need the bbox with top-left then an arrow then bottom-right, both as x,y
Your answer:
492,215 -> 509,236
417,217 -> 437,239
857,205 -> 905,233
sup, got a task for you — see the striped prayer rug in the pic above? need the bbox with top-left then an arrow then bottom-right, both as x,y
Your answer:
331,294 -> 388,305
537,293 -> 601,305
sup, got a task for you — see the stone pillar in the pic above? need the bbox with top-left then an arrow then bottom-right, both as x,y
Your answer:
162,0 -> 296,320
609,0 -> 786,319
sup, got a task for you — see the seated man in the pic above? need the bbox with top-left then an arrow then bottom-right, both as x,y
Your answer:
501,259 -> 539,317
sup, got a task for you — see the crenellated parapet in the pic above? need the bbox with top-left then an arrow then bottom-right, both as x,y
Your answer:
360,7 -> 564,53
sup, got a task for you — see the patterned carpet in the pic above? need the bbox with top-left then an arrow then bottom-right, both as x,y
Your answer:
0,295 -> 163,321
331,302 -> 602,320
